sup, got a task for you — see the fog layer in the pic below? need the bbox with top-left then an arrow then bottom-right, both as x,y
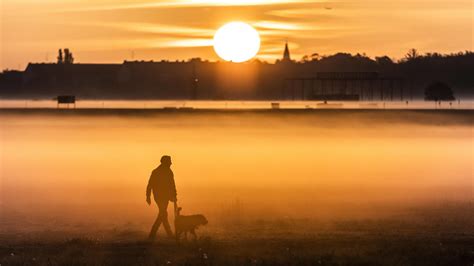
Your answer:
0,110 -> 472,235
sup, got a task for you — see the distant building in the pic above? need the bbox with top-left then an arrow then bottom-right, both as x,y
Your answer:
282,41 -> 291,62
0,70 -> 23,96
118,61 -> 200,99
22,63 -> 121,98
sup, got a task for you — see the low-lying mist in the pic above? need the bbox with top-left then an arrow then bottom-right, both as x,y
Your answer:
0,110 -> 472,238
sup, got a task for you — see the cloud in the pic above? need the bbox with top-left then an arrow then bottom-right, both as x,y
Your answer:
254,21 -> 308,31
165,38 -> 214,47
75,21 -> 215,38
48,0 -> 327,13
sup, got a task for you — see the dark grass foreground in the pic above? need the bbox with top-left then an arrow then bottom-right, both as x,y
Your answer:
1,233 -> 473,266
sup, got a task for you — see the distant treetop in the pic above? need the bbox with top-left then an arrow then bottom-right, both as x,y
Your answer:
424,81 -> 455,101
57,48 -> 74,64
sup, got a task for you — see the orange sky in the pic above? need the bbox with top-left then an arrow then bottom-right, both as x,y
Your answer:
1,0 -> 472,70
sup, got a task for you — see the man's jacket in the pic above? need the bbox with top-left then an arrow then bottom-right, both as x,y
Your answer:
146,165 -> 177,202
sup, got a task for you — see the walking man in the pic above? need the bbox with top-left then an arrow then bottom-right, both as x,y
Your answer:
146,155 -> 177,240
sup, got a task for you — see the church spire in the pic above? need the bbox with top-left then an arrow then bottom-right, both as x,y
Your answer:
282,41 -> 291,62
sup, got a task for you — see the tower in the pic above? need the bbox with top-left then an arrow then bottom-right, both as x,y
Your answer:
282,41 -> 291,62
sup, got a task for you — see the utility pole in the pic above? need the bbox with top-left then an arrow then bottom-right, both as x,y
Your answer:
192,61 -> 198,100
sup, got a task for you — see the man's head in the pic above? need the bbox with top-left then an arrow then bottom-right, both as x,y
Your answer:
160,155 -> 172,167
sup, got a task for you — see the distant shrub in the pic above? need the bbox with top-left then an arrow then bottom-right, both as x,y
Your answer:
424,81 -> 455,101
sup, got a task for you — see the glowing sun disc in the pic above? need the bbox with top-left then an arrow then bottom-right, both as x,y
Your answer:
213,22 -> 260,63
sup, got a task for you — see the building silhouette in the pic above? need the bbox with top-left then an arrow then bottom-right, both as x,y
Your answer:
282,41 -> 291,62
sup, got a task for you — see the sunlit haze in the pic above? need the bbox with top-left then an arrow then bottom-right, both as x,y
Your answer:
2,111 -> 472,225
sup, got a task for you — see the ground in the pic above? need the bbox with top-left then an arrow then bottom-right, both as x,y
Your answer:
1,211 -> 473,266
0,232 -> 473,266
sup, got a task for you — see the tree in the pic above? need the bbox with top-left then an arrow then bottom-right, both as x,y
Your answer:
57,49 -> 63,64
310,53 -> 321,61
188,57 -> 203,63
300,55 -> 310,63
405,48 -> 420,61
375,56 -> 393,65
424,81 -> 455,101
64,48 -> 74,64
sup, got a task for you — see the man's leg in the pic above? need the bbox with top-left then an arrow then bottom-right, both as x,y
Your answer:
157,199 -> 173,237
148,206 -> 163,240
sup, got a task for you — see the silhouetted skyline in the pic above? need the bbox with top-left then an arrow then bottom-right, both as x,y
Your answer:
1,49 -> 472,100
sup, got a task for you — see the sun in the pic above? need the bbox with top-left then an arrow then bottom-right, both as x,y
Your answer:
213,22 -> 261,63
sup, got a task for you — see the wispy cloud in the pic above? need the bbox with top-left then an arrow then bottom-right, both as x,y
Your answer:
165,38 -> 214,47
49,0 -> 327,13
75,21 -> 215,38
254,21 -> 308,31
58,21 -> 215,48
266,7 -> 332,18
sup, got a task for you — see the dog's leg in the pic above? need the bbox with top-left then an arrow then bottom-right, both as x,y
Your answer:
184,231 -> 188,241
175,229 -> 181,243
190,229 -> 197,241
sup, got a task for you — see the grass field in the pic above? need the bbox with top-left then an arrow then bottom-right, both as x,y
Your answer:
1,234 -> 473,266
1,203 -> 473,265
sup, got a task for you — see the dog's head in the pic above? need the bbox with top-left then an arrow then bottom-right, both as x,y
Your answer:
195,215 -> 208,226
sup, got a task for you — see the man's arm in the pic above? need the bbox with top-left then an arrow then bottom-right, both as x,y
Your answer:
170,171 -> 177,202
146,172 -> 153,205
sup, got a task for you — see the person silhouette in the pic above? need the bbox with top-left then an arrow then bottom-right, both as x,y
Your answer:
146,155 -> 177,240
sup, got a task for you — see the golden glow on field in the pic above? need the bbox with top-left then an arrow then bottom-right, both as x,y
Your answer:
1,112 -> 472,226
213,22 -> 261,63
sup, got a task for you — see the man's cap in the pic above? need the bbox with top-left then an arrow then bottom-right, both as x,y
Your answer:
161,155 -> 172,164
